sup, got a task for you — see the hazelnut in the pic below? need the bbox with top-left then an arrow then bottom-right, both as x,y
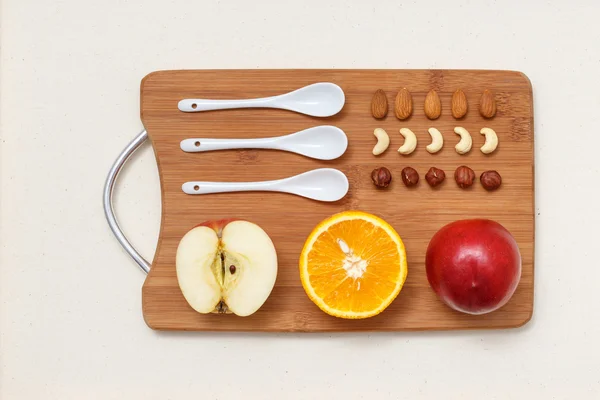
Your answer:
371,167 -> 392,188
425,167 -> 446,187
480,170 -> 502,191
454,166 -> 475,188
401,167 -> 419,187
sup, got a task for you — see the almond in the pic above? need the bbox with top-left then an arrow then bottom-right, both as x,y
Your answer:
371,89 -> 388,119
424,89 -> 441,120
394,88 -> 413,120
479,89 -> 496,118
451,89 -> 468,119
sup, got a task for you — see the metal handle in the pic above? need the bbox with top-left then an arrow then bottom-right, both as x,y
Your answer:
103,129 -> 151,274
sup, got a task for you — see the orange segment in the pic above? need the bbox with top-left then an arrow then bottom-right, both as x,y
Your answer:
299,211 -> 408,319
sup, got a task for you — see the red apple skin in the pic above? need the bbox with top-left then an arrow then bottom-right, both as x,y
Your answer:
425,219 -> 522,315
196,218 -> 240,237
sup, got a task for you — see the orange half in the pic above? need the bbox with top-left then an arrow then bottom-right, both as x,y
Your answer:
299,211 -> 408,319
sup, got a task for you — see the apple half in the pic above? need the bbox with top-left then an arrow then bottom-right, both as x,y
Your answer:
176,219 -> 278,317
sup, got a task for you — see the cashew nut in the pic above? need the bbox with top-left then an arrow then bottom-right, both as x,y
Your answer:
480,127 -> 498,154
398,128 -> 417,155
454,127 -> 472,155
426,128 -> 444,154
372,128 -> 390,155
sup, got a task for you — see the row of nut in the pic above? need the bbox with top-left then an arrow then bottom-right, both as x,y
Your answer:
371,88 -> 497,120
372,126 -> 497,156
371,166 -> 502,191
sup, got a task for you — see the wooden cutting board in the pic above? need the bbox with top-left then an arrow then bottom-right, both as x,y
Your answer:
140,69 -> 534,332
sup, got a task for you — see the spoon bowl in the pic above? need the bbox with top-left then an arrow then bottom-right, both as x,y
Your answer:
277,126 -> 348,160
278,168 -> 349,202
274,83 -> 345,117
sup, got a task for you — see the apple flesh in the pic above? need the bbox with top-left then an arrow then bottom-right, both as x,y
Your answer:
425,219 -> 522,315
176,219 -> 278,317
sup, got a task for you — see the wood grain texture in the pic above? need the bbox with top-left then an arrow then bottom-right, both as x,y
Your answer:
139,69 -> 534,332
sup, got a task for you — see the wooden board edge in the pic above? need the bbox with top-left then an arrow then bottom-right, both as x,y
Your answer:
140,311 -> 534,333
519,68 -> 536,328
520,70 -> 536,325
139,71 -> 169,286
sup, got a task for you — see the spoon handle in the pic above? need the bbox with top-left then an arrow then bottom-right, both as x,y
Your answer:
182,179 -> 283,195
178,96 -> 278,113
180,137 -> 279,153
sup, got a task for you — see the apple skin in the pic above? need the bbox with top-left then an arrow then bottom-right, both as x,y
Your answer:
196,218 -> 239,236
425,219 -> 522,315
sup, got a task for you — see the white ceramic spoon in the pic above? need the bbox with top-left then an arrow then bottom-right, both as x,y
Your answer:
178,83 -> 345,117
182,168 -> 349,202
180,125 -> 348,160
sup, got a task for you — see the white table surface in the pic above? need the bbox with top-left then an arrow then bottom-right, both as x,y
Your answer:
1,0 -> 599,398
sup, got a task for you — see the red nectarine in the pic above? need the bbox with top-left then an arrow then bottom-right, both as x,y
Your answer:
425,219 -> 522,315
